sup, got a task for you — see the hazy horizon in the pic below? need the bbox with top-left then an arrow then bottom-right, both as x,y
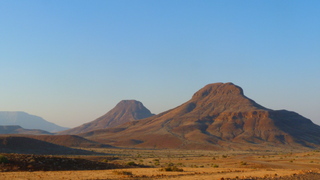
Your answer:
1,1 -> 319,128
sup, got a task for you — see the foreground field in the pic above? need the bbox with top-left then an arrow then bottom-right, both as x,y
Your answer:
1,168 -> 319,180
0,148 -> 319,180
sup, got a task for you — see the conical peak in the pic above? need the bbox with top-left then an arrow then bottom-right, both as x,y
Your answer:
58,99 -> 154,134
192,82 -> 244,99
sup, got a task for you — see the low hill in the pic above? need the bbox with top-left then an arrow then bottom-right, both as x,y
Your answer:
0,135 -> 102,155
80,83 -> 320,150
0,111 -> 68,132
0,125 -> 52,135
59,100 -> 154,134
27,135 -> 111,148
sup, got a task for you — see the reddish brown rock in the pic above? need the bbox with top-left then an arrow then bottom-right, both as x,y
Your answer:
80,82 -> 320,150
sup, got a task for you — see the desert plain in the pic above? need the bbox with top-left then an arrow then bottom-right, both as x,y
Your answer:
0,147 -> 319,180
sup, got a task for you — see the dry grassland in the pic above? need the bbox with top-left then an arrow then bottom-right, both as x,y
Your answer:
0,148 -> 319,180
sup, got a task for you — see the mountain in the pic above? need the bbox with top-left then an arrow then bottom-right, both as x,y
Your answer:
0,125 -> 52,135
0,111 -> 69,132
59,100 -> 154,135
80,82 -> 320,150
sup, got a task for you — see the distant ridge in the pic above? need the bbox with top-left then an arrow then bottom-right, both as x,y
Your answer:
0,125 -> 52,135
0,111 -> 69,132
59,100 -> 154,135
80,83 -> 320,150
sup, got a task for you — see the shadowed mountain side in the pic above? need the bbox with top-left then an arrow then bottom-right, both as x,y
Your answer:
59,100 -> 154,135
0,136 -> 104,155
25,135 -> 112,148
80,83 -> 320,150
0,125 -> 53,135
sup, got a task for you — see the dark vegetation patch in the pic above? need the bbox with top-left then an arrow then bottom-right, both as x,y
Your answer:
0,154 -> 123,172
159,166 -> 183,172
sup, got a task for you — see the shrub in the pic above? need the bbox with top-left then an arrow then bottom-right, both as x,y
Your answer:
240,161 -> 247,165
112,170 -> 133,175
153,159 -> 160,166
160,166 -> 183,172
0,155 -> 9,163
126,161 -> 136,166
212,164 -> 219,168
176,162 -> 183,166
101,159 -> 108,163
167,162 -> 174,166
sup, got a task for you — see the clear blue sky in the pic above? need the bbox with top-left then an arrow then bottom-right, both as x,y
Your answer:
1,0 -> 319,127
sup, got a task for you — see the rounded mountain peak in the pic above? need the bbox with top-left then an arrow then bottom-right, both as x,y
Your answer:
192,82 -> 244,99
189,82 -> 266,113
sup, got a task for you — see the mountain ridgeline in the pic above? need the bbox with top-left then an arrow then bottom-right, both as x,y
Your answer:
79,83 -> 320,150
0,125 -> 52,135
0,112 -> 69,132
59,100 -> 154,135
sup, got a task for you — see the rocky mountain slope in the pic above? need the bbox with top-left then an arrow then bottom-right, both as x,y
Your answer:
80,83 -> 320,150
0,125 -> 52,135
59,100 -> 154,134
0,111 -> 68,132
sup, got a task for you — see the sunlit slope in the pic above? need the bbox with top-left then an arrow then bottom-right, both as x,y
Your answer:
81,83 -> 320,150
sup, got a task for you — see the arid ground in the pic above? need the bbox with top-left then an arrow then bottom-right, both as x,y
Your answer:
0,148 -> 319,180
